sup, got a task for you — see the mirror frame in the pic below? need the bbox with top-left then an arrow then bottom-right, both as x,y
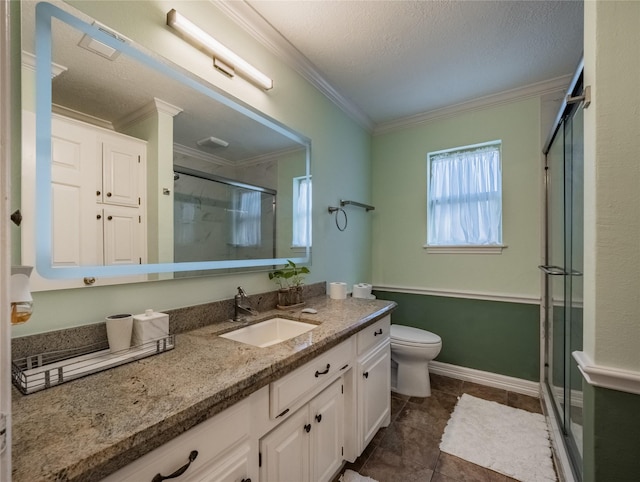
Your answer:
33,2 -> 311,279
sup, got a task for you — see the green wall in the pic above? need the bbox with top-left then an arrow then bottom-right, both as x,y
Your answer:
371,98 -> 542,297
582,383 -> 640,481
376,290 -> 540,381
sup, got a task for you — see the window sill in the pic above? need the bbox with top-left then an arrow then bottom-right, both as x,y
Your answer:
423,245 -> 507,254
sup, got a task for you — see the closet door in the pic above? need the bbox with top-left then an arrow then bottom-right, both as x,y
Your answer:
101,137 -> 142,208
101,205 -> 142,266
51,117 -> 99,267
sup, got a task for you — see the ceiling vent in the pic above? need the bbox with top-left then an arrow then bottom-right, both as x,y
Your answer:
78,22 -> 127,61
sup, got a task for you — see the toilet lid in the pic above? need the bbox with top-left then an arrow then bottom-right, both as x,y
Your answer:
390,324 -> 441,344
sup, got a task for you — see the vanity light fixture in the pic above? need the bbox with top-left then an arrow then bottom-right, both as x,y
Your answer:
197,136 -> 229,148
166,9 -> 273,90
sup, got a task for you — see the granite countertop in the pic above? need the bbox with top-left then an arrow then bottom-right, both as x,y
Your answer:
11,295 -> 396,482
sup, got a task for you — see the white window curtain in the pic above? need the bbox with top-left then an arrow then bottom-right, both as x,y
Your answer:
293,176 -> 312,247
427,143 -> 502,246
230,190 -> 261,247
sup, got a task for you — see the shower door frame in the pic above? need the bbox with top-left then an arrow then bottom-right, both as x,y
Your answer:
540,59 -> 585,482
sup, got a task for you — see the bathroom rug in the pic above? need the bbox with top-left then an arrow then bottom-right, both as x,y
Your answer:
339,469 -> 378,482
440,393 -> 556,482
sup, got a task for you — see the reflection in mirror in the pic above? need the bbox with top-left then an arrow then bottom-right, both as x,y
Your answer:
21,1 -> 311,284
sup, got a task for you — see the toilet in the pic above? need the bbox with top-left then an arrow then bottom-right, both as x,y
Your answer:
390,324 -> 442,398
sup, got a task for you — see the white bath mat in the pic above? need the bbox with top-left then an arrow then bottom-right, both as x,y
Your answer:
339,469 -> 378,482
440,394 -> 556,482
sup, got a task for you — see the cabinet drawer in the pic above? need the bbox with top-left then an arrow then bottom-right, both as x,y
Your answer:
270,339 -> 353,419
101,398 -> 251,482
356,315 -> 390,356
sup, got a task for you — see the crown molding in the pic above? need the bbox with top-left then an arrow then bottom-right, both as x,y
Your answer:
22,50 -> 67,78
173,143 -> 233,167
373,74 -> 573,135
213,2 -> 572,137
115,98 -> 183,132
212,0 -> 374,132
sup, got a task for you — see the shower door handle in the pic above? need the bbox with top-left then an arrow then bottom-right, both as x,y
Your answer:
538,265 -> 567,276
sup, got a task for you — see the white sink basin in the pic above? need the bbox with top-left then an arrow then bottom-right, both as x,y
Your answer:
219,317 -> 317,348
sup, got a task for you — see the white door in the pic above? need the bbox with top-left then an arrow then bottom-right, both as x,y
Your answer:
51,118 -> 99,267
101,205 -> 143,266
310,379 -> 344,482
260,407 -> 310,482
359,341 -> 391,449
101,138 -> 142,208
1,2 -> 14,476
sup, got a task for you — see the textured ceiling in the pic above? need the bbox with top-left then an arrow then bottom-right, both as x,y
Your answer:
245,0 -> 584,126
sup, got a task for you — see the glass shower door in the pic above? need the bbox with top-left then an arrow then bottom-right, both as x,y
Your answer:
543,97 -> 584,480
565,105 -> 584,466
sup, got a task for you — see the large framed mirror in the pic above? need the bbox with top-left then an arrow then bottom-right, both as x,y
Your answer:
20,1 -> 311,285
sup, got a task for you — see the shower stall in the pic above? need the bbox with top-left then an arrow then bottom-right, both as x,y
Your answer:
540,61 -> 585,481
172,166 -> 277,276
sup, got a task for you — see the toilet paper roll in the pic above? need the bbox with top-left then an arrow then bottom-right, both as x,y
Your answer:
353,283 -> 372,299
329,282 -> 348,300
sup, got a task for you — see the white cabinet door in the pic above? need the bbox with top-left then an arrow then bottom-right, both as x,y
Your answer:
101,205 -> 143,265
358,340 -> 391,450
51,116 -> 99,267
260,406 -> 310,482
310,379 -> 344,482
101,137 -> 143,207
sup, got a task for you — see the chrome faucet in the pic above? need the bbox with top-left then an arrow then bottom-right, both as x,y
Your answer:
234,286 -> 257,321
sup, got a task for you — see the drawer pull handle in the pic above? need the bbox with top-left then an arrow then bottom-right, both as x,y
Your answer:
304,423 -> 312,433
315,364 -> 330,377
241,479 -> 252,482
276,408 -> 290,418
152,450 -> 198,482
363,371 -> 369,379
374,329 -> 383,336
315,413 -> 322,423
340,363 -> 349,371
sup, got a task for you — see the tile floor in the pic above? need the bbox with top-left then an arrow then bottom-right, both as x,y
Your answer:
339,373 -> 553,482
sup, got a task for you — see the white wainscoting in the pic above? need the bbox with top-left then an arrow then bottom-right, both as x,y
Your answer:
429,360 -> 540,397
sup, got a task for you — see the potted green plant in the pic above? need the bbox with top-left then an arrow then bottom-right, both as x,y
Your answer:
269,260 -> 310,307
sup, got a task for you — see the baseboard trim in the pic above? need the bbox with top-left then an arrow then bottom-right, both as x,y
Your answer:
374,285 -> 540,305
573,351 -> 640,396
429,360 -> 540,397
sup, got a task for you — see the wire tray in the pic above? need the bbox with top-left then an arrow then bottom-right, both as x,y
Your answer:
12,335 -> 175,395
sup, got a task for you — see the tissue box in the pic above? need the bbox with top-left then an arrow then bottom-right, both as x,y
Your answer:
132,309 -> 169,346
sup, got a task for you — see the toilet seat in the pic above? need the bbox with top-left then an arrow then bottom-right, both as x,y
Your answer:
390,325 -> 441,345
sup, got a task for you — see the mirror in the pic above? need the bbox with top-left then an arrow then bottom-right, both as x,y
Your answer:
21,1 -> 311,282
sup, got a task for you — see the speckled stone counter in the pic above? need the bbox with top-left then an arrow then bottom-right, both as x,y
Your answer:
11,296 -> 396,482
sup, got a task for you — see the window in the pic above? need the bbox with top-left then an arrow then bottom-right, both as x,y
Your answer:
230,189 -> 261,247
292,176 -> 312,247
427,141 -> 503,251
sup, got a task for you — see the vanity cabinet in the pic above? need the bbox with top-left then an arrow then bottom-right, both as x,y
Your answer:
260,378 -> 344,482
98,316 -> 391,482
101,397 -> 257,482
356,316 -> 391,452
